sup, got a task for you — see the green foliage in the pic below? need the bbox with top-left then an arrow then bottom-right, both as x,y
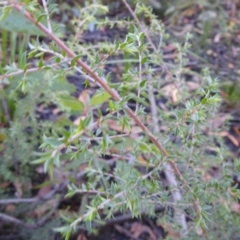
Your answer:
90,91 -> 111,106
0,68 -> 75,185
21,219 -> 62,240
0,1 -> 239,240
0,8 -> 45,35
221,82 -> 240,107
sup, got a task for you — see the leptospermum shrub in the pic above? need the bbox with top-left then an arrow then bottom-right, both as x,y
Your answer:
0,1 -> 240,239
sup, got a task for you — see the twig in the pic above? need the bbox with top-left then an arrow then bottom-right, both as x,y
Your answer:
82,131 -> 139,141
0,212 -> 28,227
135,37 -> 143,114
10,0 -> 202,220
114,224 -> 140,240
51,121 -> 99,158
75,206 -> 165,231
0,197 -> 60,228
33,197 -> 60,227
147,73 -> 187,231
0,181 -> 67,205
70,147 -> 155,167
121,0 -> 157,51
35,46 -> 100,85
0,61 -> 67,83
163,164 -> 188,231
0,198 -> 37,205
41,0 -> 52,33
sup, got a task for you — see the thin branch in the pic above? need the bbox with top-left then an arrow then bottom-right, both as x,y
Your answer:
0,198 -> 37,205
82,131 -> 139,141
135,37 -> 142,114
34,46 -> 100,85
0,212 -> 28,227
41,0 -> 52,33
0,197 -> 60,229
51,121 -> 99,158
71,190 -> 126,227
114,224 -> 140,240
75,206 -> 165,231
33,198 -> 60,227
0,61 -> 67,83
70,147 -> 156,167
121,0 -> 157,51
10,0 -> 202,219
0,181 -> 67,205
147,74 -> 187,231
163,163 -> 188,231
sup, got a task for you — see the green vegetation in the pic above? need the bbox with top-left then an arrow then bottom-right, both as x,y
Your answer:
0,1 -> 239,240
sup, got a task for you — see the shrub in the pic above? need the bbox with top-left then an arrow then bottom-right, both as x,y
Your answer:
0,1 -> 239,240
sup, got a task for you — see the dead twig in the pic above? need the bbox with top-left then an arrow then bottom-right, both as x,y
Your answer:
114,224 -> 140,240
0,197 -> 60,228
0,198 -> 37,205
0,180 -> 66,205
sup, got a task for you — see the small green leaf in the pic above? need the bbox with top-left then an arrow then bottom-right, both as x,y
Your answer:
85,221 -> 92,232
54,153 -> 60,167
31,154 -> 51,165
58,94 -> 84,112
21,79 -> 27,94
55,57 -> 61,63
120,42 -> 128,49
44,158 -> 54,177
201,97 -> 208,105
83,115 -> 92,128
138,141 -> 151,153
36,13 -> 47,23
62,51 -> 67,57
123,44 -> 137,54
139,32 -> 145,43
85,206 -> 97,221
38,58 -> 44,68
114,42 -> 120,51
128,33 -> 138,41
43,136 -> 62,147
140,79 -> 147,88
54,225 -> 73,240
192,113 -> 199,123
141,56 -> 148,64
0,6 -> 11,21
108,100 -> 115,111
90,91 -> 111,106
70,54 -> 82,67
